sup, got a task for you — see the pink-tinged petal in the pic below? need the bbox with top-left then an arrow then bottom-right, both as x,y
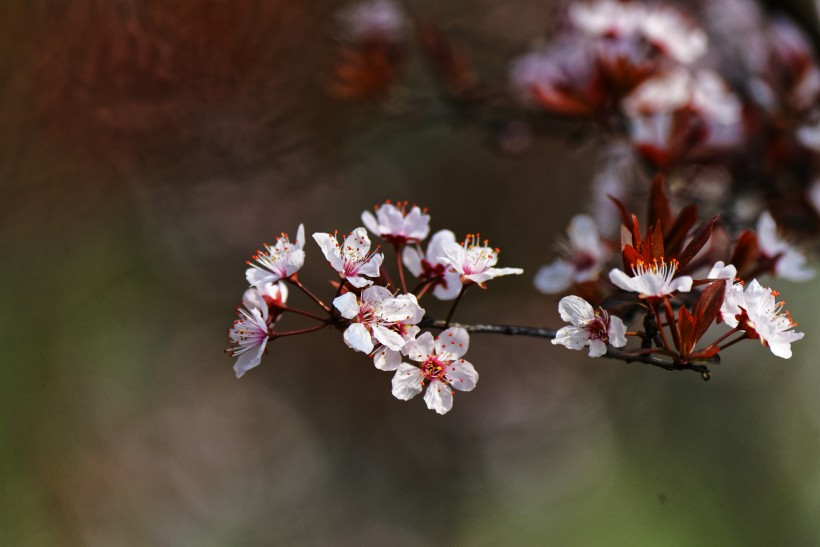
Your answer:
380,296 -> 424,323
609,268 -> 636,292
402,246 -> 424,276
313,232 -> 344,271
392,364 -> 424,400
439,240 -> 466,269
406,332 -> 435,362
423,380 -> 454,414
373,324 -> 407,351
608,315 -> 627,348
669,276 -> 693,293
356,252 -> 384,279
444,359 -> 478,392
343,323 -> 374,354
426,230 -> 457,265
374,346 -> 403,371
485,267 -> 524,278
534,261 -> 575,294
347,275 -> 374,288
404,207 -> 431,240
241,287 -> 267,313
587,338 -> 607,358
552,325 -> 589,350
558,295 -> 595,325
333,292 -> 360,319
361,210 -> 380,236
344,227 -> 372,258
433,270 -> 463,300
767,340 -> 793,359
286,249 -> 305,276
464,272 -> 493,284
362,285 -> 392,302
567,214 -> 603,256
434,327 -> 470,360
295,224 -> 305,247
233,338 -> 268,378
246,266 -> 279,287
707,261 -> 736,281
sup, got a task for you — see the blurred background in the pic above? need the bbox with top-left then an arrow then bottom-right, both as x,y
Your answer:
3,0 -> 820,545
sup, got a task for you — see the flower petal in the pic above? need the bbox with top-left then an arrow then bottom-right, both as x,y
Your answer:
233,338 -> 268,378
534,261 -> 575,294
333,292 -> 360,319
313,232 -> 344,271
406,332 -> 435,362
373,324 -> 406,351
374,346 -> 403,371
423,379 -> 454,414
552,325 -> 589,350
587,338 -> 607,358
558,295 -> 595,325
435,327 -> 470,360
343,323 -> 374,354
391,364 -> 424,400
608,315 -> 627,347
444,359 -> 478,392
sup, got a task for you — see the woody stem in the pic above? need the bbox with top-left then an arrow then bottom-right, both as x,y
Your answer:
444,285 -> 468,327
288,276 -> 331,313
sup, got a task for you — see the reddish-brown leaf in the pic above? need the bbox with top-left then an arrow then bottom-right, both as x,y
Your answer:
652,219 -> 665,259
609,195 -> 632,229
677,215 -> 719,269
622,244 -> 644,271
664,204 -> 698,258
678,306 -> 696,354
729,230 -> 759,275
692,279 -> 726,343
648,174 -> 673,235
630,213 -> 642,251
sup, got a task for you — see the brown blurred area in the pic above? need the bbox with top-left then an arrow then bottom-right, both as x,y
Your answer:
4,1 -> 820,545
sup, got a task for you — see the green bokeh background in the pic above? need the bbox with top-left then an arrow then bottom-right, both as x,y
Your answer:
3,1 -> 820,545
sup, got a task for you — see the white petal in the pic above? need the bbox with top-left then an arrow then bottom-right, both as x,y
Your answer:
552,325 -> 590,350
295,224 -> 305,248
587,339 -> 607,358
313,232 -> 344,271
444,359 -> 478,391
379,296 -> 424,323
558,295 -> 595,325
432,270 -> 463,300
246,266 -> 278,287
567,214 -> 603,256
767,340 -> 793,359
608,315 -> 627,347
373,324 -> 407,351
669,275 -> 693,293
534,261 -> 575,294
374,346 -> 403,371
362,285 -> 392,302
361,210 -> 380,236
756,211 -> 780,255
427,230 -> 457,265
402,246 -> 424,276
333,292 -> 360,319
241,287 -> 266,312
609,268 -> 637,292
233,338 -> 268,378
707,260 -> 736,281
485,267 -> 524,278
343,323 -> 374,354
434,327 -> 470,359
286,249 -> 305,276
356,252 -> 384,279
423,380 -> 454,414
391,364 -> 424,400
347,275 -> 374,288
344,227 -> 373,258
406,332 -> 435,362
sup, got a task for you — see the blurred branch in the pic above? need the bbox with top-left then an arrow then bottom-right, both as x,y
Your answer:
420,317 -> 712,380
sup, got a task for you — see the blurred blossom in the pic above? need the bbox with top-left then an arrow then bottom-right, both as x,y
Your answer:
757,212 -> 816,283
589,143 -> 636,235
534,214 -> 609,294
338,0 -> 406,44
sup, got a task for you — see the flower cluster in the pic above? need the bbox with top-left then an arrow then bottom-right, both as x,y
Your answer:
226,200 -> 522,414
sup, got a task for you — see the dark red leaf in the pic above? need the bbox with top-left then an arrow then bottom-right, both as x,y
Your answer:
664,204 -> 698,258
652,219 -> 665,260
622,244 -> 644,271
729,230 -> 759,276
608,195 -> 632,229
692,279 -> 726,343
648,174 -> 673,235
630,214 -> 642,251
677,215 -> 719,269
677,306 -> 696,355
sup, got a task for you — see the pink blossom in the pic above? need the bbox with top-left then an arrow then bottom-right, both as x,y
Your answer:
313,227 -> 384,288
362,200 -> 430,245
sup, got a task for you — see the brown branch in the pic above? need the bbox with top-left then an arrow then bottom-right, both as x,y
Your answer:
419,317 -> 712,380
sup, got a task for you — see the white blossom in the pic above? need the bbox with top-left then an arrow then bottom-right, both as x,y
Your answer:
721,279 -> 804,358
227,306 -> 270,379
609,258 -> 693,298
552,295 -> 627,357
439,234 -> 523,286
313,227 -> 384,288
391,328 -> 478,415
756,211 -> 815,282
362,201 -> 430,245
334,286 -> 424,355
246,224 -> 306,287
402,229 -> 463,300
535,214 -> 609,294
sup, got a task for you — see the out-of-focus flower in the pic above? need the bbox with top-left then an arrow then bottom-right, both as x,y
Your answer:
338,0 -> 406,44
402,229 -> 463,300
440,234 -> 523,287
624,68 -> 742,166
756,211 -> 815,282
227,306 -> 270,379
552,295 -> 627,357
721,279 -> 803,358
797,120 -> 820,151
535,214 -> 609,294
391,328 -> 478,415
707,260 -> 738,282
609,258 -> 693,298
313,227 -> 384,288
246,224 -> 306,287
362,200 -> 430,245
569,0 -> 707,65
334,286 -> 424,354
